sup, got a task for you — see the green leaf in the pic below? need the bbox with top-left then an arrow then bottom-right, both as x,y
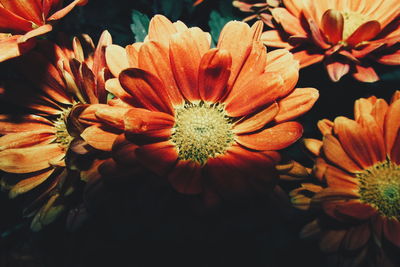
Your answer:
130,10 -> 150,42
208,10 -> 232,45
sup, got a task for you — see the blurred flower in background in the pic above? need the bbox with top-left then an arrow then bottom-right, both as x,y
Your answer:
234,0 -> 400,82
291,91 -> 400,266
0,0 -> 88,62
0,30 -> 112,231
233,0 -> 281,25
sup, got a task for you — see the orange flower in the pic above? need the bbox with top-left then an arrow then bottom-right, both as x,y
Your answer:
0,0 -> 88,62
233,0 -> 281,25
0,31 -> 112,231
291,91 -> 400,266
250,0 -> 400,82
92,15 -> 319,202
193,0 -> 205,6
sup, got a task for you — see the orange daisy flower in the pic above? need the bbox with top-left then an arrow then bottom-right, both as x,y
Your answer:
233,0 -> 281,25
291,91 -> 400,266
253,0 -> 400,82
0,31 -> 112,230
92,15 -> 319,202
0,0 -> 88,62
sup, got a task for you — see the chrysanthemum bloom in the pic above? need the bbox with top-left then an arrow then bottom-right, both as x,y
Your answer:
254,0 -> 400,82
233,0 -> 281,25
0,0 -> 88,62
93,15 -> 319,202
0,31 -> 112,231
291,91 -> 400,266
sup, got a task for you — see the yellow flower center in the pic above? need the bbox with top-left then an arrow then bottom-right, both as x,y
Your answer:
357,161 -> 400,219
171,102 -> 234,165
341,10 -> 368,40
53,107 -> 73,149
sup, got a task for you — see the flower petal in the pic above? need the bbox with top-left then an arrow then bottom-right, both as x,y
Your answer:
233,102 -> 279,134
383,217 -> 400,248
105,44 -> 129,77
321,9 -> 344,44
168,160 -> 203,194
346,21 -> 381,47
0,143 -> 64,173
274,87 -> 319,123
119,68 -> 173,114
0,129 -> 54,151
236,121 -> 303,151
9,168 -> 55,198
384,99 -> 400,156
81,125 -> 120,151
198,48 -> 231,102
135,141 -> 178,176
352,64 -> 379,83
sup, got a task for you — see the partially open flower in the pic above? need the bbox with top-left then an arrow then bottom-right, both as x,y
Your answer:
291,91 -> 400,266
0,0 -> 88,62
94,15 -> 319,203
241,0 -> 400,82
0,30 -> 112,231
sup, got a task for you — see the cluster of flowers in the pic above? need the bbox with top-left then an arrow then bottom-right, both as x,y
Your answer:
0,1 -> 399,267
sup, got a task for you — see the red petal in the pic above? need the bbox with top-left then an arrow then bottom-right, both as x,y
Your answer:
236,121 -> 303,151
384,99 -> 400,156
168,160 -> 203,194
383,217 -> 400,248
346,21 -> 381,47
0,6 -> 32,32
198,48 -> 232,102
353,64 -> 379,83
119,68 -> 173,114
321,9 -> 344,44
135,141 -> 178,176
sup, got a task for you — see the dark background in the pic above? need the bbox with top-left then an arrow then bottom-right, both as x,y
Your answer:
1,0 -> 399,266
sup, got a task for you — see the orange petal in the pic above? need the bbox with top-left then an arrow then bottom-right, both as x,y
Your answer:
9,168 -> 55,198
371,99 -> 389,132
217,21 -> 253,89
322,134 -> 361,173
119,68 -> 173,114
95,105 -> 129,130
18,24 -> 52,43
384,99 -> 400,155
260,30 -> 294,49
47,0 -> 87,21
224,72 -> 284,117
334,116 -> 385,168
124,108 -> 174,144
352,64 -> 379,83
303,138 -> 322,157
346,21 -> 381,47
0,143 -> 64,173
105,44 -> 129,77
233,102 -> 279,134
325,57 -> 350,82
147,15 -> 177,47
138,41 -> 184,105
228,41 -> 268,98
271,7 -> 307,36
105,78 -> 136,105
307,19 -> 330,49
80,125 -> 120,151
265,49 -> 299,94
198,48 -> 231,102
0,114 -> 52,134
168,160 -> 203,194
317,119 -> 334,135
0,6 -> 33,32
0,129 -> 54,150
274,87 -> 319,123
321,9 -> 344,44
169,29 -> 208,102
135,141 -> 178,176
236,121 -> 303,151
335,201 -> 377,221
324,165 -> 358,189
293,50 -> 324,68
377,50 -> 400,65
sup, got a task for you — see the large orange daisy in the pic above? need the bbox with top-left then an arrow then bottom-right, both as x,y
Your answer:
0,31 -> 112,230
89,15 -> 319,202
291,91 -> 400,266
0,0 -> 88,62
248,0 -> 400,82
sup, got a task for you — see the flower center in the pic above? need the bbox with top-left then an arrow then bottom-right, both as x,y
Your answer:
170,102 -> 234,165
53,108 -> 73,149
357,161 -> 400,219
341,10 -> 368,40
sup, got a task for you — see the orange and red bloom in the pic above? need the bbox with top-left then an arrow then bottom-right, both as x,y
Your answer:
239,0 -> 400,82
0,0 -> 88,62
0,30 -> 112,230
291,91 -> 400,266
87,15 -> 319,202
